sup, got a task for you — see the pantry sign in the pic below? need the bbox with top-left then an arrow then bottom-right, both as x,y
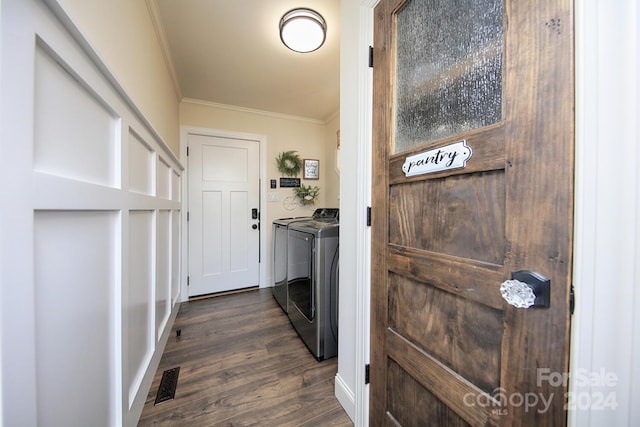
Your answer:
402,140 -> 473,177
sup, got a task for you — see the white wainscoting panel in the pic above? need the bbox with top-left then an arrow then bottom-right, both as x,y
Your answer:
156,210 -> 171,340
34,42 -> 118,188
0,1 -> 184,425
172,169 -> 181,202
126,210 -> 154,408
157,156 -> 172,199
34,210 -> 118,427
129,130 -> 155,195
172,211 -> 181,302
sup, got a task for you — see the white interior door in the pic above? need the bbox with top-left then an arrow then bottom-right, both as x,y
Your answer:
188,133 -> 260,297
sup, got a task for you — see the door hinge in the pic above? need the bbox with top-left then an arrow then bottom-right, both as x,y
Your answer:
365,364 -> 370,384
368,46 -> 373,68
187,212 -> 189,222
186,146 -> 189,156
187,276 -> 190,286
570,284 -> 575,315
366,206 -> 372,226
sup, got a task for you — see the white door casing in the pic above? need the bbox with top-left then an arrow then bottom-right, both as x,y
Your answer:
187,132 -> 261,297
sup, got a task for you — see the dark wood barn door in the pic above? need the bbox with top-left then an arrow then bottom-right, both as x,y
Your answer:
370,0 -> 574,425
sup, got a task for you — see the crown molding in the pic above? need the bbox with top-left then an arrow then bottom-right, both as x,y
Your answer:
145,0 -> 182,99
181,98 -> 328,125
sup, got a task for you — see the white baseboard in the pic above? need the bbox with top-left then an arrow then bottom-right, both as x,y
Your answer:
335,373 -> 355,423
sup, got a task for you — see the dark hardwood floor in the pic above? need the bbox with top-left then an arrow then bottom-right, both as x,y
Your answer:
138,288 -> 353,426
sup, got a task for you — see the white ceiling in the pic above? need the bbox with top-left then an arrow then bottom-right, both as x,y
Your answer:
151,0 -> 341,121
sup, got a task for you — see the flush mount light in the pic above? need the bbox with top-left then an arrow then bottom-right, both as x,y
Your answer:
279,8 -> 326,53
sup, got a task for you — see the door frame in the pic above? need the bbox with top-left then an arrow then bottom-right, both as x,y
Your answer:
179,126 -> 267,302
344,0 -> 638,425
339,2 -> 376,425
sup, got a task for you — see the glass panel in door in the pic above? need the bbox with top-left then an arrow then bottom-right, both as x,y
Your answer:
393,0 -> 504,153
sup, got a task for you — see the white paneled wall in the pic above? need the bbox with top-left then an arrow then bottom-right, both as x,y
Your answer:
129,131 -> 155,195
34,211 -> 119,426
0,0 -> 182,425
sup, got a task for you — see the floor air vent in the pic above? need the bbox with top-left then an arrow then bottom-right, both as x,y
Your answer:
154,367 -> 180,405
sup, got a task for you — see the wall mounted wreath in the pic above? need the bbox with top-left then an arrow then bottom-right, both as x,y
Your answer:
275,150 -> 302,177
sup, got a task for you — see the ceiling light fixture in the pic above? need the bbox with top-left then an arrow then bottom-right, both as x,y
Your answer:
279,8 -> 326,53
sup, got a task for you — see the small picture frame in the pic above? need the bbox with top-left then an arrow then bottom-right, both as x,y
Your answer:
303,159 -> 319,180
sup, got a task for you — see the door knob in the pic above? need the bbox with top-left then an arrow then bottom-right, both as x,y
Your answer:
500,270 -> 550,308
251,224 -> 258,230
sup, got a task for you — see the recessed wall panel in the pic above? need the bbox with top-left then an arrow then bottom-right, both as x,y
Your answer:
34,210 -> 117,426
34,44 -> 117,186
156,157 -> 171,199
126,210 -> 154,407
128,131 -> 154,195
172,170 -> 181,202
156,210 -> 171,339
171,211 -> 181,301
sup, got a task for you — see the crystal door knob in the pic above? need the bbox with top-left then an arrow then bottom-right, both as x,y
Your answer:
500,279 -> 536,308
500,270 -> 551,309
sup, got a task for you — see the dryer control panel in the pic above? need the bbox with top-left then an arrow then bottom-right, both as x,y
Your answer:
311,208 -> 339,220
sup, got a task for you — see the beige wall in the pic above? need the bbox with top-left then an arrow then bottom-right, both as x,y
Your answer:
180,100 -> 340,285
324,113 -> 341,206
55,0 -> 180,154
